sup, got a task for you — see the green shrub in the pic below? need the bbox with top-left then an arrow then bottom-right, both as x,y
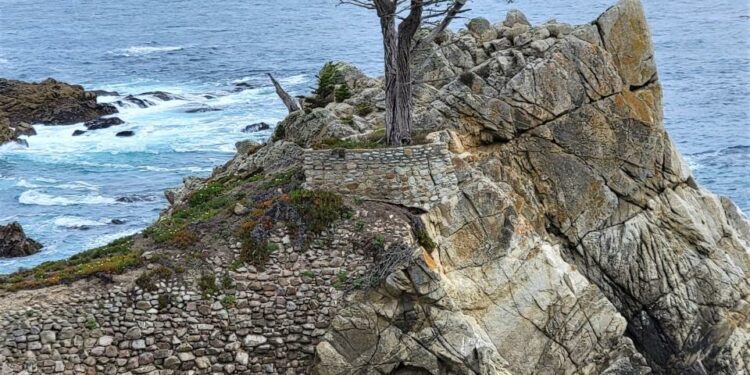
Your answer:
311,62 -> 351,108
84,319 -> 98,330
239,239 -> 278,268
221,295 -> 236,307
289,190 -> 349,233
334,84 -> 351,102
197,272 -> 218,298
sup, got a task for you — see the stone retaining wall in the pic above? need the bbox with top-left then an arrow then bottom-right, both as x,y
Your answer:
0,223 -> 381,375
303,143 -> 459,210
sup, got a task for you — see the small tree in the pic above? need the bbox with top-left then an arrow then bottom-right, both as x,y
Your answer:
340,0 -> 468,146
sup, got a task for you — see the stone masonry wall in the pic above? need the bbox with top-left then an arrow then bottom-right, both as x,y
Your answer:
303,143 -> 459,210
0,220 -> 391,375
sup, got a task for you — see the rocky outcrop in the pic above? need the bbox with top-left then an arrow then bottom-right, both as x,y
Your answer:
0,1 -> 747,374
0,222 -> 42,258
0,78 -> 117,144
312,1 -> 750,374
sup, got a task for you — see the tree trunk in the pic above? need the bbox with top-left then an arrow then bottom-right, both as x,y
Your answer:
374,0 -> 399,146
393,1 -> 423,146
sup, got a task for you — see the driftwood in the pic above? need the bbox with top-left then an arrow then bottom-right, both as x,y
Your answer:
267,73 -> 300,113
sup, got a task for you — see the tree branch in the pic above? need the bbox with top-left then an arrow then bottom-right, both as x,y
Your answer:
411,0 -> 467,52
267,73 -> 301,113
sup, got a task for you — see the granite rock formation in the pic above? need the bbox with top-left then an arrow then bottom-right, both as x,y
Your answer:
0,222 -> 42,258
0,78 -> 117,145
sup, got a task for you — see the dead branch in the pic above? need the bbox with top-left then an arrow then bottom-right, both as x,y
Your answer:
267,73 -> 301,113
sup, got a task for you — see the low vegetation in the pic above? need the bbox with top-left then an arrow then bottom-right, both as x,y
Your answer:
0,237 -> 141,291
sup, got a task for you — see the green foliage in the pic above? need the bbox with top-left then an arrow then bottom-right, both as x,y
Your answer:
221,295 -> 236,307
197,272 -> 218,298
289,190 -> 350,233
414,228 -> 436,251
220,273 -> 234,289
334,84 -> 351,102
301,270 -> 315,278
135,266 -> 173,292
340,116 -> 354,125
334,270 -> 349,290
239,239 -> 278,268
272,122 -> 286,142
1,237 -> 141,291
145,181 -> 235,244
188,183 -> 224,207
311,62 -> 351,108
84,319 -> 98,330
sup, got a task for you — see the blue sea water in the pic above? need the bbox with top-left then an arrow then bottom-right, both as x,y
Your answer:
0,0 -> 747,273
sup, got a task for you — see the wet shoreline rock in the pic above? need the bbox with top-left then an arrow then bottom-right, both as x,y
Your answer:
242,122 -> 271,133
84,116 -> 124,130
0,222 -> 42,258
0,78 -> 118,145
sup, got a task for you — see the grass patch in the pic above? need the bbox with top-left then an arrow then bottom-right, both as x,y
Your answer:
145,181 -> 236,244
313,128 -> 385,150
1,237 -> 141,291
221,295 -> 236,307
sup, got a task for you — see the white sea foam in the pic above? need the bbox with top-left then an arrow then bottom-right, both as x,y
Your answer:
19,190 -> 117,206
279,74 -> 308,85
0,58 -> 8,64
116,46 -> 184,57
53,216 -> 109,229
15,179 -> 39,188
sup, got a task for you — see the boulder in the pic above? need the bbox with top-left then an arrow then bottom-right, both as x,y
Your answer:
84,117 -> 124,130
241,122 -> 271,133
0,222 -> 42,258
0,78 -> 117,126
503,9 -> 530,27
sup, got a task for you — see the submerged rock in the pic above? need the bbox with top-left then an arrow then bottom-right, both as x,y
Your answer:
185,106 -> 221,113
242,122 -> 271,133
71,129 -> 86,136
0,222 -> 42,258
84,117 -> 124,130
115,130 -> 135,137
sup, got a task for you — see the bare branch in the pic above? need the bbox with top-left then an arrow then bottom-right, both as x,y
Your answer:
412,0 -> 467,52
267,73 -> 301,113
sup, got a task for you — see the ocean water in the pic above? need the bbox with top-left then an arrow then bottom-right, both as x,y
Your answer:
0,0 -> 747,273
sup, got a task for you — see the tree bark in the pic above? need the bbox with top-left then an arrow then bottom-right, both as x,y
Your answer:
267,73 -> 300,113
374,0 -> 399,146
393,0 -> 423,145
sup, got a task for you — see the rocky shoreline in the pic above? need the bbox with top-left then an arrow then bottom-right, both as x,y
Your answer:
0,0 -> 748,374
0,78 -> 117,145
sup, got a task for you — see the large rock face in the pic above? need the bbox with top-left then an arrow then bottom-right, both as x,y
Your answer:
0,78 -> 117,145
0,222 -> 42,258
313,1 -> 750,374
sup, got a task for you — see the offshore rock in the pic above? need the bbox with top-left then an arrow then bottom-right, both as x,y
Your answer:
0,77 -> 117,144
0,222 -> 42,258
